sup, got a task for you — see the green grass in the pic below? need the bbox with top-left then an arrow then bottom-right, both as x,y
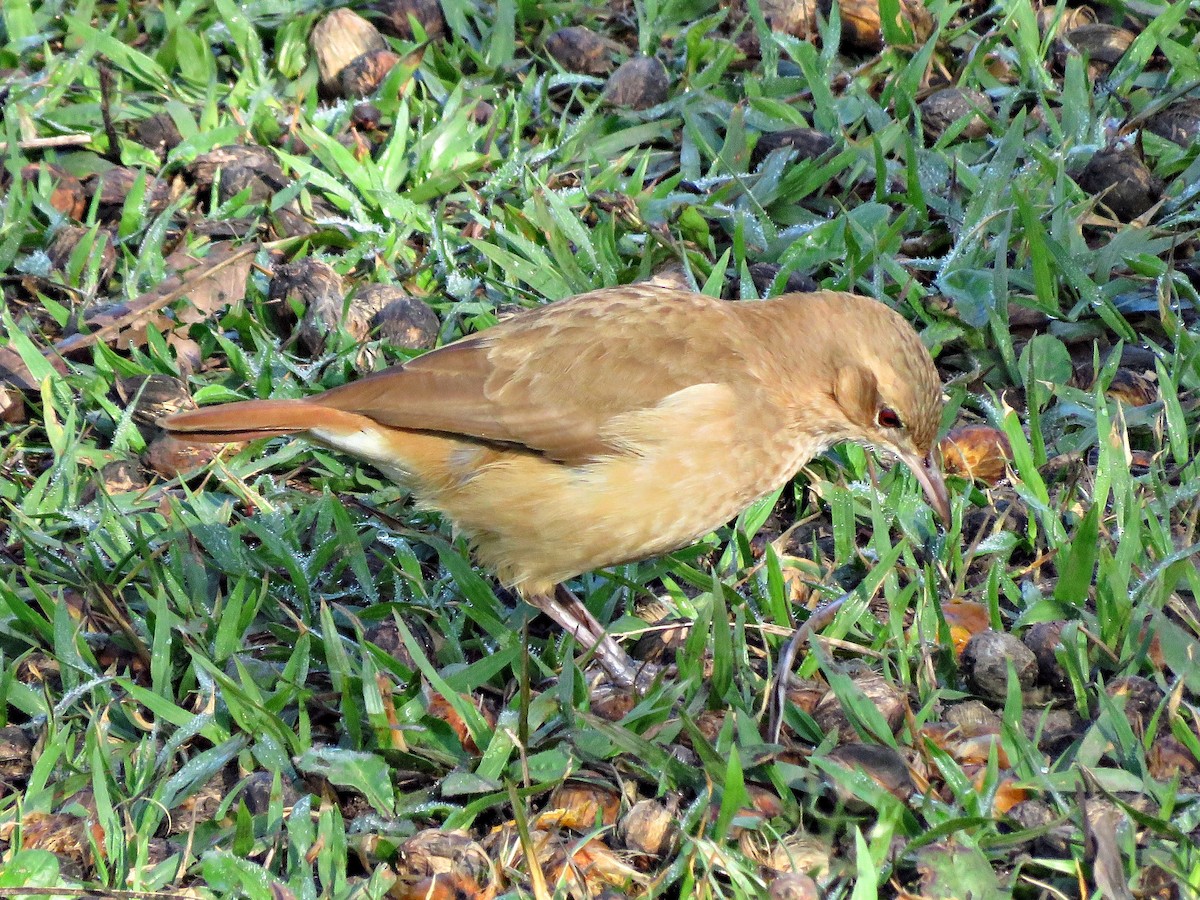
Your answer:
2,0 -> 1200,896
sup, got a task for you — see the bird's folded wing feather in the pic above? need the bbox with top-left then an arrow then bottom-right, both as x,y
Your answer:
315,288 -> 746,464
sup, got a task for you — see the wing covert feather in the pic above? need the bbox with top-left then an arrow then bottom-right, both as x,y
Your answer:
314,287 -> 749,463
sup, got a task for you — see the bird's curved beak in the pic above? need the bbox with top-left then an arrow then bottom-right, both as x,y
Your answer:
898,449 -> 951,522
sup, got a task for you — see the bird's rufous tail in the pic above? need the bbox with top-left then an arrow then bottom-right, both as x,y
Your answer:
161,399 -> 358,443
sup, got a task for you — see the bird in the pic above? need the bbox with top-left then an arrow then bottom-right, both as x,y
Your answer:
162,284 -> 950,687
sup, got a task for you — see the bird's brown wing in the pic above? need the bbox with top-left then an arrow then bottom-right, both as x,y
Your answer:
314,287 -> 744,464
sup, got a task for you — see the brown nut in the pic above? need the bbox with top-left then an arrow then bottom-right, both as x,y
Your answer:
603,56 -> 669,110
939,425 -> 1012,485
1076,145 -> 1163,222
920,87 -> 993,141
310,9 -> 387,92
544,26 -> 620,75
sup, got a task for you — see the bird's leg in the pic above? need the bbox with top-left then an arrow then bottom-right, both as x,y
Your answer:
522,585 -> 638,687
768,590 -> 854,742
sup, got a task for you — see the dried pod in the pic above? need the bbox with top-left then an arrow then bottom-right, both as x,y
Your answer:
969,770 -> 1027,814
827,0 -> 934,51
758,0 -> 819,40
467,99 -> 495,125
782,676 -> 829,718
1136,866 -> 1185,899
95,459 -> 148,496
541,781 -> 621,832
144,433 -> 217,479
364,616 -> 437,671
1100,368 -> 1157,406
1135,623 -> 1165,671
812,671 -> 907,741
631,610 -> 689,664
311,9 -> 387,92
1036,5 -> 1097,38
1146,99 -> 1200,147
1106,675 -> 1161,736
939,424 -> 1011,485
482,827 -> 642,893
395,829 -> 492,882
389,872 -> 488,900
544,26 -> 620,75
15,651 -> 62,691
688,709 -> 727,745
603,56 -> 670,110
217,164 -> 285,205
824,743 -> 915,803
84,167 -> 172,219
340,48 -> 402,98
0,725 -> 34,784
1076,145 -> 1163,222
919,87 -> 992,141
1023,621 -> 1068,688
370,0 -> 447,40
748,263 -> 819,295
0,386 -> 26,424
117,374 -> 194,430
47,225 -> 117,286
241,770 -> 300,815
1004,799 -> 1061,850
940,599 -> 991,655
588,679 -> 640,721
563,839 -> 647,893
931,729 -> 1011,768
1148,736 -> 1199,781
425,691 -> 495,754
751,128 -> 837,168
367,289 -> 440,349
960,630 -> 1038,701
131,112 -> 183,157
270,208 -> 320,241
1056,24 -> 1136,77
302,283 -> 392,362
1021,707 -> 1083,755
187,145 -> 285,195
134,839 -> 182,876
961,493 -> 1029,540
619,799 -> 678,858
19,812 -> 99,870
22,163 -> 86,219
94,635 -> 150,681
767,872 -> 822,900
979,51 -> 1018,83
640,262 -> 692,292
268,258 -> 345,350
748,784 -> 785,818
743,831 -> 830,878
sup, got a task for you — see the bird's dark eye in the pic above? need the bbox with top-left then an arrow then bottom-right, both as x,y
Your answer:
877,407 -> 903,429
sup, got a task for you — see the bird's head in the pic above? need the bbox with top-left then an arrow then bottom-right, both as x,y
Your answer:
819,297 -> 950,521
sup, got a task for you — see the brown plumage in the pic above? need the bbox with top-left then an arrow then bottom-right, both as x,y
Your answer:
163,285 -> 949,685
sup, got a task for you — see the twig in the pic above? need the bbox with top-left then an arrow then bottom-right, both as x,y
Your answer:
98,60 -> 121,163
0,133 -> 93,152
54,242 -> 259,356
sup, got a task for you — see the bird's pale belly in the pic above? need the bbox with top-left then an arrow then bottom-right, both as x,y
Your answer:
423,429 -> 822,596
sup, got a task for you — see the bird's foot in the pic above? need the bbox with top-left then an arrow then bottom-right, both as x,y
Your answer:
524,585 -> 643,689
767,591 -> 854,742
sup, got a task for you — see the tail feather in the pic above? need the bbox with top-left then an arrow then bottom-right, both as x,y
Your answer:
161,399 -> 357,443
